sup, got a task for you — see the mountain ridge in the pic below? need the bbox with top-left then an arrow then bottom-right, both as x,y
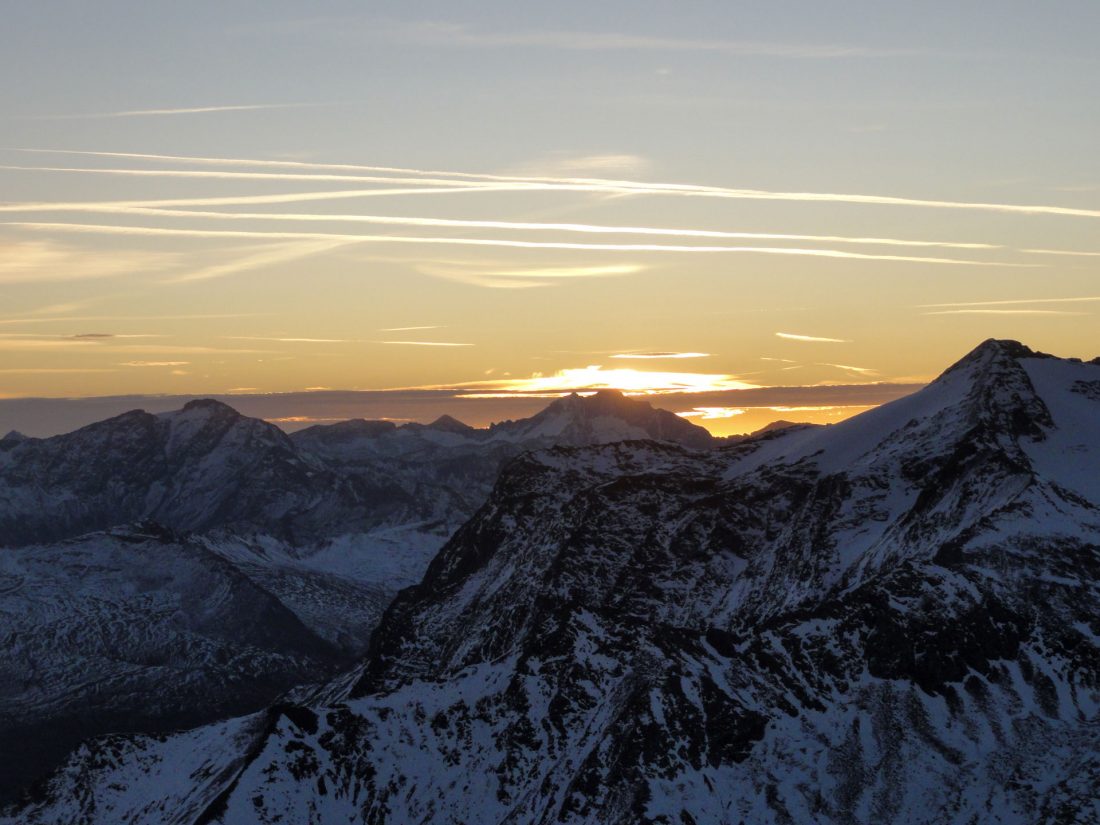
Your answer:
3,339 -> 1098,823
0,386 -> 734,802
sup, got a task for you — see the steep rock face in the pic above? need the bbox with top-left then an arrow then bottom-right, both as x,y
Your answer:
0,524 -> 345,801
10,340 -> 1099,824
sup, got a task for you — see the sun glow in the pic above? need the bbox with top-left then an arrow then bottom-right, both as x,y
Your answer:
676,407 -> 746,419
439,365 -> 758,396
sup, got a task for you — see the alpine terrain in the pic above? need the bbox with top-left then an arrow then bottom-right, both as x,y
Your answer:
0,390 -> 717,799
2,340 -> 1098,823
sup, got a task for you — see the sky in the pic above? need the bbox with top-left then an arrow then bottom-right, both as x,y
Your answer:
1,1 -> 1098,436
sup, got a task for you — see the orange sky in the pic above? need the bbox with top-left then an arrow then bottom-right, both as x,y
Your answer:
2,5 -> 1098,435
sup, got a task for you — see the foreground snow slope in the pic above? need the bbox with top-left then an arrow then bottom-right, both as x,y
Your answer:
7,340 -> 1100,824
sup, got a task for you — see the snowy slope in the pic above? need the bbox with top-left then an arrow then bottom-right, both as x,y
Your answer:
8,339 -> 1099,824
0,524 -> 344,801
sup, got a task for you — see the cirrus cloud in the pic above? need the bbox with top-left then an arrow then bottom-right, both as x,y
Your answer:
0,240 -> 177,283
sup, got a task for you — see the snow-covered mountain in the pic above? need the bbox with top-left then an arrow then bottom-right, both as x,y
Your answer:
0,390 -> 718,801
0,398 -> 417,548
0,391 -> 715,551
291,390 -> 716,457
8,339 -> 1098,824
484,390 -> 719,449
288,389 -> 717,527
0,523 -> 347,800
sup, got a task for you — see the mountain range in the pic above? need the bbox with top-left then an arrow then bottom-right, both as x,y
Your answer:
2,340 -> 1099,823
0,388 -> 721,799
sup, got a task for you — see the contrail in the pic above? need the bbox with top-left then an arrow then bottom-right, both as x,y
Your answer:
820,362 -> 878,374
5,221 -> 1025,266
377,340 -> 473,347
1022,248 -> 1100,257
0,164 -> 534,190
0,187 -> 524,213
610,352 -> 710,359
918,295 -> 1100,307
922,309 -> 1086,316
225,336 -> 354,343
463,264 -> 643,279
7,148 -> 1100,218
0,312 -> 260,326
15,104 -> 322,120
29,204 -> 998,251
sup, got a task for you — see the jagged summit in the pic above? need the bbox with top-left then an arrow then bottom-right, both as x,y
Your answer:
971,337 -> 1043,359
941,337 -> 1053,377
0,430 -> 28,443
727,337 -> 1077,480
929,338 -> 1058,441
540,388 -> 656,418
553,387 -> 629,405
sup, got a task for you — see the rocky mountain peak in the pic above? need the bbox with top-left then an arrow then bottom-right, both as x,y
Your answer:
161,397 -> 289,459
941,338 -> 1051,377
927,339 -> 1056,442
547,388 -> 630,414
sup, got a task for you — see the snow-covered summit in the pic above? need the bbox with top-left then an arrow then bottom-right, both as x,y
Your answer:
486,388 -> 716,449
